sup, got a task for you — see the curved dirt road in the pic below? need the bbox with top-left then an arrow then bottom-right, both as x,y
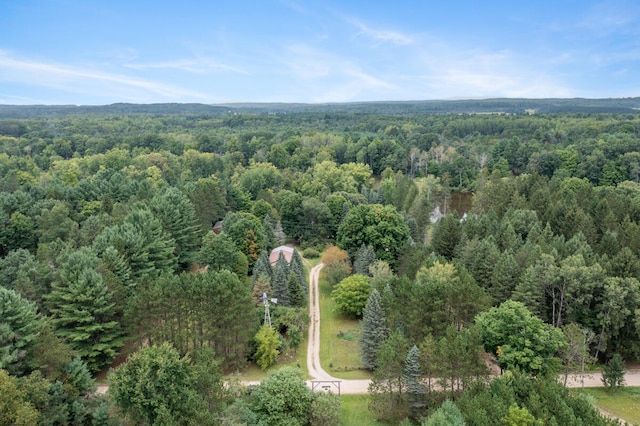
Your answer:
305,262 -> 369,394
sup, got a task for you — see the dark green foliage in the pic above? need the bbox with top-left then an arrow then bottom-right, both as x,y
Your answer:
185,177 -> 228,231
359,289 -> 388,370
368,329 -> 410,422
93,207 -> 176,280
198,231 -> 241,273
289,248 -> 307,291
431,213 -> 462,260
353,244 -> 376,276
456,371 -> 613,426
404,345 -> 427,420
302,247 -> 320,258
46,249 -> 123,372
108,343 -> 201,425
401,261 -> 490,343
0,287 -> 42,375
133,270 -> 257,370
60,356 -> 95,396
272,252 -> 290,306
250,367 -> 313,426
252,250 -> 273,279
275,190 -> 304,241
287,273 -> 304,308
310,391 -> 341,426
150,187 -> 201,271
602,353 -> 625,391
475,300 -> 566,376
435,325 -> 488,395
337,203 -> 410,267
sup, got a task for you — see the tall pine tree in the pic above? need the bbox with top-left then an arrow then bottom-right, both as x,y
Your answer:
359,289 -> 388,370
0,287 -> 42,375
272,252 -> 290,306
288,273 -> 304,308
404,344 -> 426,420
289,248 -> 307,295
47,249 -> 123,372
150,187 -> 202,272
252,251 -> 273,280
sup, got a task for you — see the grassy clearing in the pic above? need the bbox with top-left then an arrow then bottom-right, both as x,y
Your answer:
319,278 -> 372,380
341,394 -> 391,426
582,387 -> 640,425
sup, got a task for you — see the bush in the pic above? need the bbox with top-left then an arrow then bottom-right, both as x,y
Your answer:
303,247 -> 320,258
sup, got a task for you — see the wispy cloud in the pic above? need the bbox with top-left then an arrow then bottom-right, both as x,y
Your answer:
123,57 -> 248,75
345,17 -> 414,46
0,50 -> 204,102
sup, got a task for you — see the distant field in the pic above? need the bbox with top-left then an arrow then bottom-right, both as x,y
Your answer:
583,387 -> 640,425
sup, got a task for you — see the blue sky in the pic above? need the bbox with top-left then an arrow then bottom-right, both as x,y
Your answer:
1,0 -> 639,104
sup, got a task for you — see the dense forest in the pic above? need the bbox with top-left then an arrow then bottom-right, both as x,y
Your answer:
1,101 -> 640,424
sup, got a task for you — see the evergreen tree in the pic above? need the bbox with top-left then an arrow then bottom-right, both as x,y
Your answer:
423,400 -> 466,426
47,249 -> 123,372
289,248 -> 307,294
404,344 -> 427,420
252,250 -> 273,280
0,287 -> 42,375
602,353 -> 625,392
93,208 -> 176,280
490,250 -> 520,304
354,244 -> 376,276
288,273 -> 304,308
359,289 -> 388,370
431,213 -> 462,260
150,187 -> 202,272
100,245 -> 133,292
368,329 -> 410,422
272,252 -> 290,306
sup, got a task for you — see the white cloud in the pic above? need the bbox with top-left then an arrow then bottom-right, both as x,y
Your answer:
123,57 -> 248,75
0,50 -> 204,102
345,17 -> 414,46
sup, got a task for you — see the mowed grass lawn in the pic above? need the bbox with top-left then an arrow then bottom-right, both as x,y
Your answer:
583,387 -> 640,425
341,394 -> 391,426
319,278 -> 372,380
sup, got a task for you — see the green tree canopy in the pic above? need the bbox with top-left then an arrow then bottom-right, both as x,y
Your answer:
251,367 -> 314,426
337,203 -> 409,267
109,343 -> 200,425
331,274 -> 371,318
475,300 -> 566,376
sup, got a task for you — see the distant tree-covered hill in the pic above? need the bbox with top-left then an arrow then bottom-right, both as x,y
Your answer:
2,97 -> 640,118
